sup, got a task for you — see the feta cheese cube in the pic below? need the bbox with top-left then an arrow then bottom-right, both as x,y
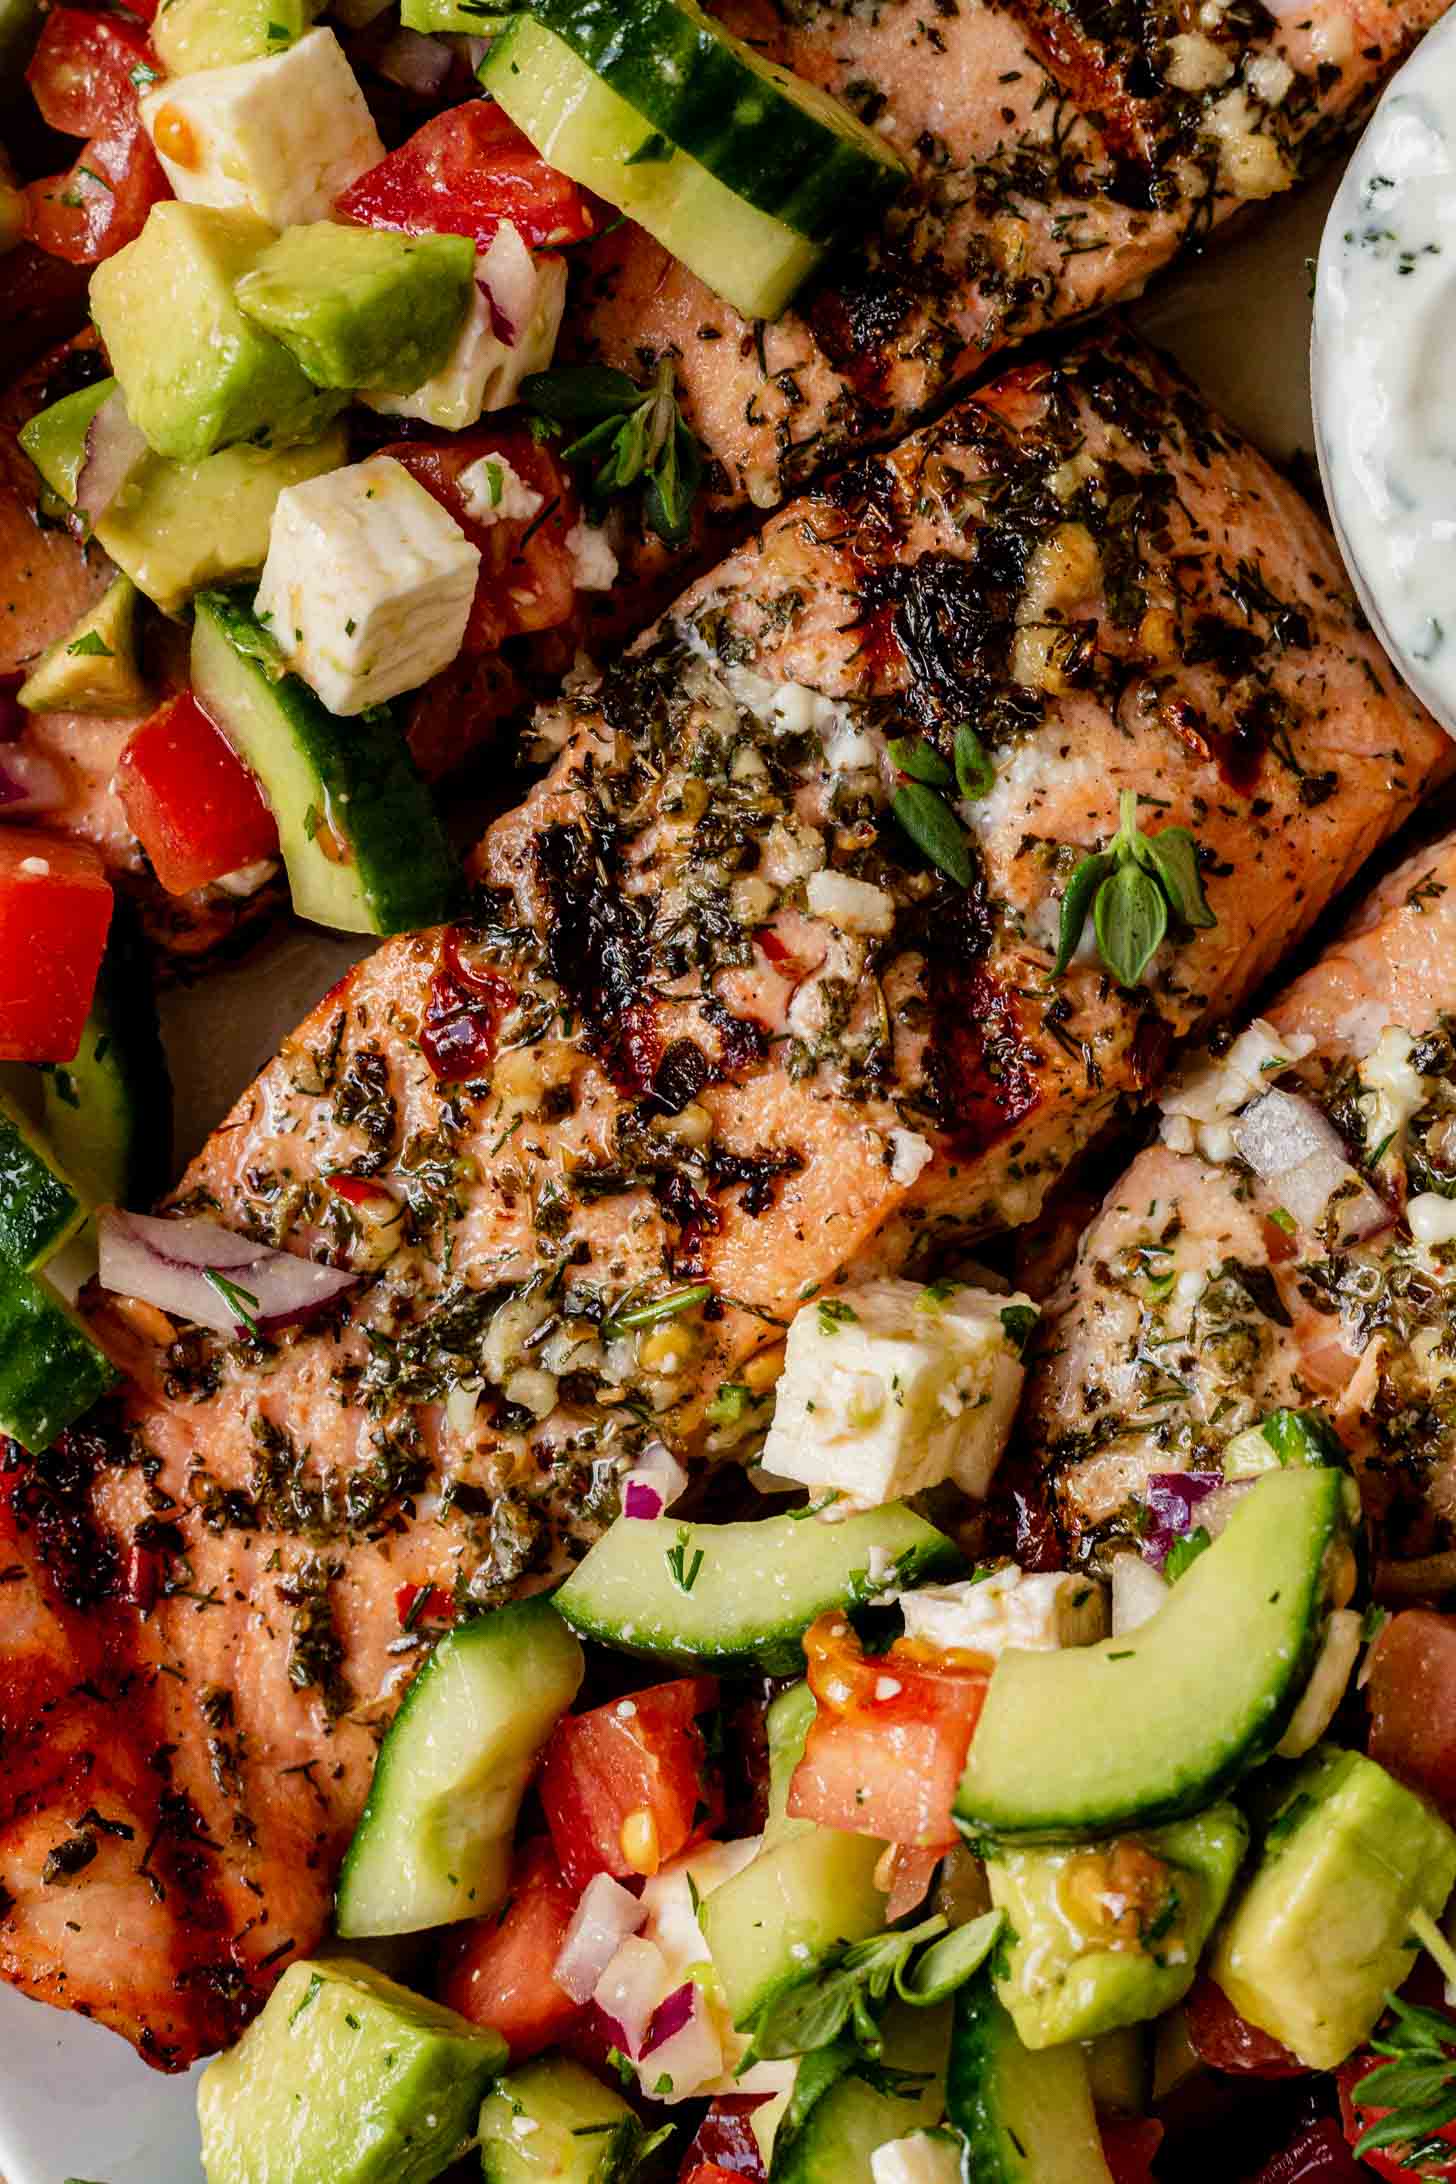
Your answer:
365,226 -> 567,431
870,2132 -> 965,2184
761,1277 -> 1035,1506
457,454 -> 545,528
566,522 -> 619,592
899,1565 -> 1108,1657
141,30 -> 384,229
254,455 -> 479,715
807,867 -> 896,937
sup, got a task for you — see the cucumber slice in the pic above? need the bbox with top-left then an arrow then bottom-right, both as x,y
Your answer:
0,1265 -> 118,1453
520,0 -> 904,243
701,1827 -> 889,2028
955,1469 -> 1346,1841
947,1978 -> 1113,2183
482,20 -> 820,321
555,1503 -> 961,1676
403,0 -> 515,25
764,1680 -> 817,1844
0,1097 -> 85,1274
770,2005 -> 951,2183
336,1594 -> 583,1938
1081,2027 -> 1151,2118
480,2056 -> 649,2183
191,591 -> 462,938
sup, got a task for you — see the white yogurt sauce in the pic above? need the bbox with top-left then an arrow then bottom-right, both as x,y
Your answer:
1313,7 -> 1456,735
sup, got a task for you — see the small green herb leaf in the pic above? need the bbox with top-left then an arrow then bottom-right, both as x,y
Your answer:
887,734 -> 953,788
1094,860 -> 1168,987
891,783 -> 972,888
1163,1526 -> 1211,1582
1052,849 -> 1115,977
953,722 -> 996,802
1142,826 -> 1215,929
66,629 -> 112,658
894,1909 -> 1005,2006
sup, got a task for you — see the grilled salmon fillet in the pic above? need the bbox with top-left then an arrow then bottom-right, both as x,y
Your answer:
0,330 -> 1444,2067
1025,826 -> 1456,1579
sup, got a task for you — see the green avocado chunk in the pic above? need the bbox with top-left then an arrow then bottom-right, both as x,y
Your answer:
479,2057 -> 649,2183
1211,1747 -> 1456,2068
236,223 -> 475,393
18,575 -> 150,717
20,377 -> 347,615
90,202 -> 345,464
987,1804 -> 1248,2049
198,1957 -> 507,2184
153,0 -> 320,71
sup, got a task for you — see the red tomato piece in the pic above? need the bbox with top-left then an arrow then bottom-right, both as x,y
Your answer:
0,829 -> 112,1062
683,2169 -> 750,2184
1368,1610 -> 1456,1820
1248,2113 -> 1367,2183
375,429 -> 579,655
26,124 -> 169,265
787,1616 -> 990,1851
1339,2047 -> 1456,2180
394,1582 -> 455,1629
437,1837 -> 583,2062
117,693 -> 279,896
337,101 -> 595,251
1099,2117 -> 1164,2184
1184,1976 -> 1307,2078
27,9 -> 157,137
539,1676 -> 722,1893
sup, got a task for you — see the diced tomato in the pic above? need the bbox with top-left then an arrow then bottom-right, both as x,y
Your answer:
787,1615 -> 991,1851
539,1676 -> 722,1893
337,101 -> 595,251
117,694 -> 279,897
27,10 -> 157,137
1339,2043 -> 1456,2180
394,1582 -> 455,1629
880,1842 -> 942,1922
375,429 -> 580,656
0,829 -> 112,1062
683,2169 -> 750,2184
1099,2117 -> 1163,2184
1368,1610 -> 1456,1820
682,2097 -> 769,2180
437,1837 -> 583,2061
1184,1976 -> 1307,2078
25,124 -> 169,265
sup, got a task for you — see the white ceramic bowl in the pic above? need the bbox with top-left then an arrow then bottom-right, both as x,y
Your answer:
1312,7 -> 1456,737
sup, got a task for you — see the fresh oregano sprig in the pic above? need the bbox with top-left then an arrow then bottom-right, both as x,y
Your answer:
886,725 -> 995,888
1052,787 -> 1215,988
1349,1990 -> 1456,2162
520,359 -> 704,545
741,1909 -> 1004,2065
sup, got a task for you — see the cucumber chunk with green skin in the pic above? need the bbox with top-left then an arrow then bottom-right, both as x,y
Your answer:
764,1680 -> 817,1845
336,1595 -> 583,1938
955,1468 -> 1347,1842
153,0 -> 320,72
1221,1405 -> 1348,1479
701,1827 -> 889,2029
947,1977 -> 1113,2184
39,899 -> 172,1210
198,1956 -> 506,2184
769,2005 -> 950,2184
191,591 -> 462,937
556,1502 -> 961,1675
519,0 -> 905,244
403,0 -> 515,25
0,1097 -> 85,1274
987,1804 -> 1248,2049
0,1265 -> 118,1452
479,2056 -> 650,2183
482,20 -> 821,321
1210,1746 -> 1456,2068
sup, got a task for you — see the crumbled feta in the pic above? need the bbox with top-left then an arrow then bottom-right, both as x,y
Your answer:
1408,1193 -> 1456,1248
214,857 -> 279,898
888,1128 -> 934,1187
1205,87 -> 1293,198
806,868 -> 896,938
1245,50 -> 1295,104
365,228 -> 567,431
870,2132 -> 965,2184
761,1277 -> 1035,1506
254,455 -> 479,715
901,1565 -> 1108,1656
1358,1026 -> 1426,1163
1160,1016 -> 1315,1159
141,30 -> 383,229
1165,30 -> 1234,89
456,454 -> 544,528
566,522 -> 619,593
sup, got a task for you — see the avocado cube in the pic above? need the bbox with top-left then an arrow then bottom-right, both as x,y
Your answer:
19,575 -> 150,718
236,223 -> 475,393
90,202 -> 345,464
988,1805 -> 1247,2050
154,0 -> 320,74
1210,1747 -> 1456,2068
198,1957 -> 506,2184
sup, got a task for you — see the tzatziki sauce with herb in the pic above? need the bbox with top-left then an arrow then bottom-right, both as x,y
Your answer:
1314,9 -> 1456,735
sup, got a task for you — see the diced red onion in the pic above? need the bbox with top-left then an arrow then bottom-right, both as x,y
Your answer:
75,386 -> 149,528
375,27 -> 453,93
642,1980 -> 696,2055
638,1981 -> 723,2099
1233,1089 -> 1390,1244
554,1873 -> 646,2005
0,749 -> 65,814
97,1209 -> 358,1337
479,219 -> 535,349
1140,1471 -> 1253,1568
622,1441 -> 688,1520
